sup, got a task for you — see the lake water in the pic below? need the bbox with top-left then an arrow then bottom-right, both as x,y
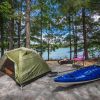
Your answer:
0,48 -> 99,60
42,48 -> 82,60
42,48 -> 100,60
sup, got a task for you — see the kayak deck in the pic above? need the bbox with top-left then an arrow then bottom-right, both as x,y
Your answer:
54,65 -> 100,84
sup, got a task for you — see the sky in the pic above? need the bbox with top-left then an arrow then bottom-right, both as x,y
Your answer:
93,15 -> 100,21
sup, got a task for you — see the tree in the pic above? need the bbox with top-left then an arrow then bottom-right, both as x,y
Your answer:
59,0 -> 90,59
0,10 -> 4,56
17,0 -> 23,47
8,0 -> 17,50
58,0 -> 81,59
25,0 -> 31,48
0,0 -> 11,55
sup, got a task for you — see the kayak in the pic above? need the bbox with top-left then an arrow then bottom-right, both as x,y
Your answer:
54,65 -> 100,85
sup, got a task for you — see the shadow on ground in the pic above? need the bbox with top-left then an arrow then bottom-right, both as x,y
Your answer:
0,71 -> 5,77
53,80 -> 100,92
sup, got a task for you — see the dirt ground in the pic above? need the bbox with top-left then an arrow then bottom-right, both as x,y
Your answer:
0,60 -> 100,100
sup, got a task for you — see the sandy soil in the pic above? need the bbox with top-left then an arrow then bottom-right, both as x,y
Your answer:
0,61 -> 100,100
75,59 -> 99,66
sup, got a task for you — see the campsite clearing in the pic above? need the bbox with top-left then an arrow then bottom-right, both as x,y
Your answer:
0,61 -> 100,100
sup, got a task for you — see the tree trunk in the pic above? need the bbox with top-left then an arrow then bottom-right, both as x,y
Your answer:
72,15 -> 77,58
17,1 -> 22,48
8,0 -> 14,50
0,0 -> 5,56
40,7 -> 43,56
82,8 -> 88,59
0,14 -> 4,56
74,14 -> 78,58
47,38 -> 50,61
8,19 -> 14,50
74,25 -> 77,58
25,0 -> 30,48
68,13 -> 72,60
18,19 -> 21,47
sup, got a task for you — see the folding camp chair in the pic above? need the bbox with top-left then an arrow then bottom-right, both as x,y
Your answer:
72,54 -> 85,67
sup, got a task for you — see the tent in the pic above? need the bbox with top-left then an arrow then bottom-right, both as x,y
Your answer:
0,47 -> 51,86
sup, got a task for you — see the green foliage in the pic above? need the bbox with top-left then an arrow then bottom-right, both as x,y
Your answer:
0,1 -> 11,18
0,0 -> 100,58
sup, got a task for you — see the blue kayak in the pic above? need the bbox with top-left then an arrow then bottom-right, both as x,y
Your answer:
54,65 -> 100,84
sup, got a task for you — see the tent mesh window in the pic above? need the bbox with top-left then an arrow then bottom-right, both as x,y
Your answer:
2,58 -> 15,78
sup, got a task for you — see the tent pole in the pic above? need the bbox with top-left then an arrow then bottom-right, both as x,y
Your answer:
20,85 -> 23,91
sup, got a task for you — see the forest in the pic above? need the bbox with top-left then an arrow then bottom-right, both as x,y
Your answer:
0,0 -> 100,60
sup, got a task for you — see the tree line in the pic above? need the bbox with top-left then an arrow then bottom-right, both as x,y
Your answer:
0,0 -> 100,60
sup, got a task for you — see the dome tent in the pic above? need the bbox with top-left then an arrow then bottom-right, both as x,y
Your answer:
0,47 -> 51,86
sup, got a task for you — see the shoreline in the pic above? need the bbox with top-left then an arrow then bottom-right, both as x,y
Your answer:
46,58 -> 99,67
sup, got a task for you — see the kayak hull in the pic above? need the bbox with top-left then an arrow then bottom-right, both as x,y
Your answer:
54,77 -> 100,86
54,65 -> 100,85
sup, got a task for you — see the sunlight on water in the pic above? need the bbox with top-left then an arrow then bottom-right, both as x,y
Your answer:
42,48 -> 99,60
42,48 -> 83,60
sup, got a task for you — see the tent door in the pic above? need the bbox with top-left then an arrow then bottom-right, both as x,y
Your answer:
2,58 -> 15,78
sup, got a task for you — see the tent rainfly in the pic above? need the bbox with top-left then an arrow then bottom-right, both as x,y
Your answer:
0,47 -> 51,86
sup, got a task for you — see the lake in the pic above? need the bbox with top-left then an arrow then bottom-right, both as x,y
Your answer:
42,48 -> 82,60
42,48 -> 100,60
0,48 -> 99,60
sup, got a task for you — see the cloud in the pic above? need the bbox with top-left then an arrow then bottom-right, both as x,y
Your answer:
92,15 -> 100,21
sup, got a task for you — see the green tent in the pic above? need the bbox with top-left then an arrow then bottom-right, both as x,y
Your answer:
0,47 -> 50,85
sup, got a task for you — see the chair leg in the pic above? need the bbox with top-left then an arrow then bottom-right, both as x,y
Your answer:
83,60 -> 84,66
